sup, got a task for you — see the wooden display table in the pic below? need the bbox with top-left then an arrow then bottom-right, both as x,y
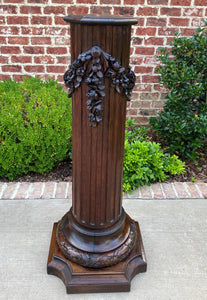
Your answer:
47,15 -> 147,294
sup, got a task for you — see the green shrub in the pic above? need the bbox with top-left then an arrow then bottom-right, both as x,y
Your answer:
123,120 -> 185,193
149,23 -> 207,161
0,77 -> 72,180
125,119 -> 149,143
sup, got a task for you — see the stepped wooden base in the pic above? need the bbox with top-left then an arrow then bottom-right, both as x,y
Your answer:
47,222 -> 147,294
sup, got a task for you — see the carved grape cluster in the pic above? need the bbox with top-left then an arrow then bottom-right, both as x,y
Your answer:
64,46 -> 136,127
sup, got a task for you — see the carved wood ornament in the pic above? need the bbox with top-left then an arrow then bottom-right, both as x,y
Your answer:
64,46 -> 136,127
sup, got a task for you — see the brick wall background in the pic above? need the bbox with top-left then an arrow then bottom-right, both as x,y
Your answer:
0,0 -> 206,124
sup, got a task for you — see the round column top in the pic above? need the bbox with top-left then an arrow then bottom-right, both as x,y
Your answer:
64,15 -> 138,25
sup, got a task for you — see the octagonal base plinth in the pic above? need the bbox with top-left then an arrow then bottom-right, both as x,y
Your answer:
47,222 -> 147,294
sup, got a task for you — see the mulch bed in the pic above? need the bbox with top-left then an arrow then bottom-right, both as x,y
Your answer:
0,129 -> 206,183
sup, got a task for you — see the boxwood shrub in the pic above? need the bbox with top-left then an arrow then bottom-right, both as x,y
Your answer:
149,23 -> 207,161
0,77 -> 72,180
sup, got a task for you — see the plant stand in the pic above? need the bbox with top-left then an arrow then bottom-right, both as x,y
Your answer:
47,15 -> 147,294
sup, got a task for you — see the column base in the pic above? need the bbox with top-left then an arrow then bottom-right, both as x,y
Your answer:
47,221 -> 147,294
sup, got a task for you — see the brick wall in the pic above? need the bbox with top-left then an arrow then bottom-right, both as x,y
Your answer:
0,0 -> 206,124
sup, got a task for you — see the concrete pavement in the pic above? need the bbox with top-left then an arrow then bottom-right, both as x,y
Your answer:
1,196 -> 207,300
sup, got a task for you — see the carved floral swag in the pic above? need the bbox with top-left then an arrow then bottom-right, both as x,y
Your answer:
64,46 -> 136,127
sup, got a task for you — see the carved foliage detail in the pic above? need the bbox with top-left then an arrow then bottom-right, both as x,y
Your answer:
56,211 -> 138,268
64,46 -> 136,127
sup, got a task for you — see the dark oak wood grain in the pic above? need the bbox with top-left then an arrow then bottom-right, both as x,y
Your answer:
47,15 -> 147,294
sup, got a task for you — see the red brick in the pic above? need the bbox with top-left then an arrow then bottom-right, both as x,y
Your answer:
11,56 -> 32,63
144,56 -> 159,65
124,0 -> 144,4
171,0 -> 191,5
52,0 -> 73,2
130,56 -> 143,65
28,0 -> 48,3
169,18 -> 189,26
151,100 -> 165,108
134,66 -> 153,73
31,37 -> 51,45
21,27 -> 44,35
183,8 -> 203,16
140,92 -> 159,100
66,182 -> 72,198
0,56 -> 8,63
158,27 -> 178,36
0,74 -> 10,80
0,26 -> 19,35
42,182 -> 55,199
2,65 -> 21,72
7,16 -> 29,25
55,182 -> 68,198
54,36 -> 70,45
47,65 -> 66,73
24,65 -> 45,73
8,36 -> 29,44
44,6 -> 65,14
137,7 -> 158,16
34,56 -> 55,64
0,183 -> 6,198
161,183 -> 177,198
154,84 -> 168,91
195,0 -> 207,5
3,0 -> 24,2
45,27 -> 66,35
56,56 -> 70,64
173,182 -> 190,198
181,28 -> 198,36
131,100 -> 151,108
77,0 -> 97,3
140,185 -> 152,198
146,17 -> 167,27
134,83 -> 152,92
196,183 -> 207,198
136,27 -> 156,36
127,109 -> 138,115
0,36 -> 6,43
54,16 -> 66,25
114,7 -> 134,15
1,183 -> 18,199
148,0 -> 168,3
0,16 -> 5,24
142,75 -> 159,83
145,37 -> 164,45
151,183 -> 165,199
13,75 -> 28,81
191,18 -> 205,27
90,6 -> 111,15
67,6 -> 89,15
132,116 -> 149,124
161,7 -> 181,16
20,6 -> 41,14
31,16 -> 52,25
47,47 -> 67,54
15,182 -> 32,199
135,47 -> 155,55
132,37 -> 143,45
186,182 -> 202,198
27,182 -> 43,199
24,46 -> 44,54
140,108 -> 156,116
0,5 -> 17,13
101,0 -> 120,3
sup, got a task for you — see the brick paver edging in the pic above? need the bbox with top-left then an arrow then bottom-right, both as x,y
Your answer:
0,181 -> 206,200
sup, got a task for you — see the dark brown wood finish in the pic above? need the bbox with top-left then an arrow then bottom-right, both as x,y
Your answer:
47,15 -> 147,293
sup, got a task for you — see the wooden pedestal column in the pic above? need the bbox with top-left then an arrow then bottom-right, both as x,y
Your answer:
47,15 -> 147,294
